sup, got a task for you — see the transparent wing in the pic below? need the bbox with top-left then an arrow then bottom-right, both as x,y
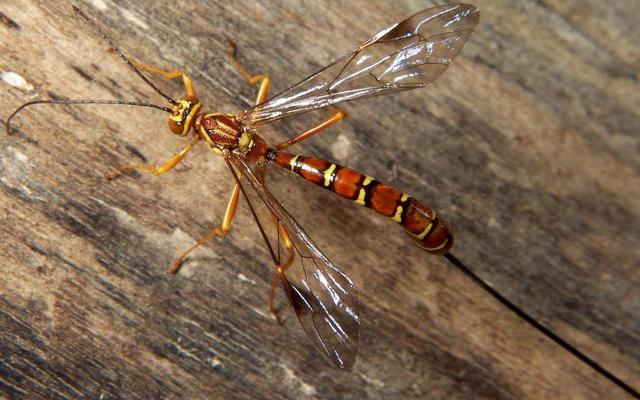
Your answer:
239,3 -> 479,126
227,153 -> 360,368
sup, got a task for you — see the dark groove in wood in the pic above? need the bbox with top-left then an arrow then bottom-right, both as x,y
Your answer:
444,252 -> 640,399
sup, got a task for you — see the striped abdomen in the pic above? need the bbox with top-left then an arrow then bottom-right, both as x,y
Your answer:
270,151 -> 452,254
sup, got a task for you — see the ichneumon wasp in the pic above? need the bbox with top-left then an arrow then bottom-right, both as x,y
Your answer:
7,4 -> 478,368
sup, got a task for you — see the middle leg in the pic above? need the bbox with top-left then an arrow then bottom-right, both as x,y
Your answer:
226,40 -> 347,148
106,136 -> 200,180
276,106 -> 348,150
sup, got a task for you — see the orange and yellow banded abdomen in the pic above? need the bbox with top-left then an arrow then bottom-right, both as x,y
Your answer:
271,151 -> 452,254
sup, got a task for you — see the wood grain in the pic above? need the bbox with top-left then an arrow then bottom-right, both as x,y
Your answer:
1,1 -> 638,399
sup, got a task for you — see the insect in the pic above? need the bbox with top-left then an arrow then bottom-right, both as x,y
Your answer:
7,4 -> 479,368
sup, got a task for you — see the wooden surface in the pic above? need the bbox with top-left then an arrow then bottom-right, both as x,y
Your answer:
1,1 -> 638,399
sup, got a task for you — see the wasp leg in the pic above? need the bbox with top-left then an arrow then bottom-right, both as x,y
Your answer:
132,60 -> 196,97
268,223 -> 295,323
226,38 -> 270,105
106,136 -> 200,180
168,184 -> 240,274
276,106 -> 347,150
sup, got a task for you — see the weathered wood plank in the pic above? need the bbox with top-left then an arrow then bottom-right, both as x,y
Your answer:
0,1 -> 638,399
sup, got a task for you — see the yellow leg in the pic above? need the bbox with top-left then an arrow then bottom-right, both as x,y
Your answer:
168,184 -> 240,274
133,60 -> 196,97
276,107 -> 348,150
106,136 -> 199,180
268,223 -> 295,322
226,38 -> 270,105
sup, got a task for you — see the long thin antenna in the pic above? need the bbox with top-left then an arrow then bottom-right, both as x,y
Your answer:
443,252 -> 640,399
6,99 -> 172,135
72,5 -> 178,106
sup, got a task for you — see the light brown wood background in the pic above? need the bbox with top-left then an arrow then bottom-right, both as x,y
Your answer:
1,1 -> 638,399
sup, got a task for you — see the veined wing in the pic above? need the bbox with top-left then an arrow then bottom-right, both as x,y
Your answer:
227,153 -> 360,368
239,3 -> 479,126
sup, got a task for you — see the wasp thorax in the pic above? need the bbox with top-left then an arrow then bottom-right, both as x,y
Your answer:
199,114 -> 249,151
168,95 -> 201,136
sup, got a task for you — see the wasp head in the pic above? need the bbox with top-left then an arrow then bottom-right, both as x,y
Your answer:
168,95 -> 202,136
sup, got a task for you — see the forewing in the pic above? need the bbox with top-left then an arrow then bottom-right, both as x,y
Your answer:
240,4 -> 479,126
228,154 -> 360,368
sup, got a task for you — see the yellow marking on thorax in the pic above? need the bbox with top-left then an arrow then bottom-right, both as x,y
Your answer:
200,127 -> 215,147
245,138 -> 255,152
323,164 -> 337,187
289,155 -> 300,171
355,175 -> 374,206
212,114 -> 240,139
238,131 -> 251,149
215,125 -> 237,139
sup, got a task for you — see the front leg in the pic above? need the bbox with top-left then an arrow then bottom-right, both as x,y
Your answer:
132,60 -> 197,98
106,136 -> 200,180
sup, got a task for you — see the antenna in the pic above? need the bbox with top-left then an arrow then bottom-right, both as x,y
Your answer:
6,6 -> 180,135
6,99 -> 172,135
71,5 -> 178,106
